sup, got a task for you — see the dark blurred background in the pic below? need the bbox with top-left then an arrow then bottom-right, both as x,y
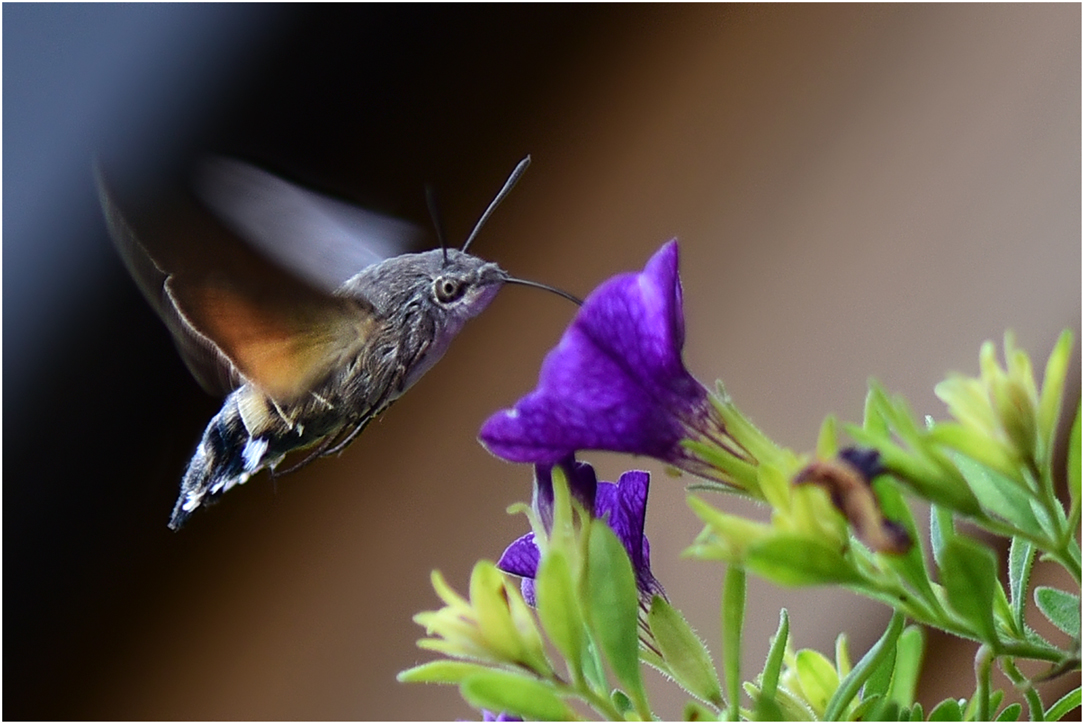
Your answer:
4,4 -> 1079,719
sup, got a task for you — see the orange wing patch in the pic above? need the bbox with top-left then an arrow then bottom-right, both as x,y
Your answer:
169,278 -> 377,402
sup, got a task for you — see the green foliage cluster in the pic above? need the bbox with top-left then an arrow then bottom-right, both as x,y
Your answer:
402,331 -> 1080,720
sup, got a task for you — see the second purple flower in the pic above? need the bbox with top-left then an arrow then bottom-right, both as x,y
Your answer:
497,459 -> 664,608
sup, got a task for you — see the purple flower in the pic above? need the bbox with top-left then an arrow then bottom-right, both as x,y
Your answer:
481,711 -> 521,722
479,240 -> 750,481
498,459 -> 664,606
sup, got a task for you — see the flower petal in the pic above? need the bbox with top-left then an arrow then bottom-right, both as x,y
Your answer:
595,471 -> 650,570
531,458 -> 598,531
497,533 -> 540,578
479,241 -> 711,465
520,578 -> 537,608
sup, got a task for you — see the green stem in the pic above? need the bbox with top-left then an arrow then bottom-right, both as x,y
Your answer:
721,566 -> 746,723
1035,459 -> 1063,536
858,585 -> 937,631
974,645 -> 994,722
1063,503 -> 1081,551
1001,658 -> 1046,722
848,574 -> 1071,663
995,641 -> 1068,664
846,573 -> 946,637
968,512 -> 1081,583
568,680 -> 624,721
1042,542 -> 1082,586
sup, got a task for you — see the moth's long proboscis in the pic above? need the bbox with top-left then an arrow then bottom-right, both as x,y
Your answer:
505,276 -> 583,307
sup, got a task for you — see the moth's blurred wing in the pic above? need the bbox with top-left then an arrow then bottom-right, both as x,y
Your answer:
97,167 -> 241,395
196,157 -> 424,293
165,273 -> 376,403
97,166 -> 377,402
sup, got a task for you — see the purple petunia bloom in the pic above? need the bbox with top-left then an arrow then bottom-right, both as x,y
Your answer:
479,240 -> 749,481
497,459 -> 664,607
481,711 -> 521,722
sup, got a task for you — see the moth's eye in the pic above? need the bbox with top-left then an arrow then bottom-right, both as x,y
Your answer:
434,276 -> 467,304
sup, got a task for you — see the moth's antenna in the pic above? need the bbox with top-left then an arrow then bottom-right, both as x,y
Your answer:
450,156 -> 579,306
504,276 -> 583,307
425,184 -> 450,265
461,156 -> 531,253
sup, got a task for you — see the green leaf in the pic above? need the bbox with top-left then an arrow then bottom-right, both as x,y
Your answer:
989,689 -> 1006,715
875,480 -> 939,607
817,415 -> 840,459
927,697 -> 965,721
683,700 -> 716,721
396,660 -> 494,684
995,702 -> 1023,721
1031,494 -> 1065,540
1037,330 -> 1073,460
686,495 -> 771,561
928,422 -> 1021,483
850,693 -> 883,721
649,596 -> 723,706
1008,536 -> 1035,637
535,548 -> 585,676
878,388 -> 921,442
546,466 -> 582,565
1068,402 -> 1081,523
835,633 -> 851,679
752,609 -> 789,722
846,424 -> 982,515
824,612 -> 904,721
863,382 -> 891,437
861,634 -> 895,701
584,519 -> 648,712
889,626 -> 924,708
1045,687 -> 1082,721
930,505 -> 955,568
1034,586 -> 1081,638
722,565 -> 746,721
770,681 -> 823,721
869,697 -> 901,722
470,561 -> 528,664
940,536 -> 1000,645
952,453 -> 1046,539
611,689 -> 634,716
794,649 -> 839,717
460,671 -> 573,721
745,535 -> 863,586
581,636 -> 607,699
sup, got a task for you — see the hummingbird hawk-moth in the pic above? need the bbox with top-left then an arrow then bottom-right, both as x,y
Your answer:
97,157 -> 577,529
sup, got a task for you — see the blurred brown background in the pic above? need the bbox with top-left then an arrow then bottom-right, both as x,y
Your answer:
4,4 -> 1079,719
